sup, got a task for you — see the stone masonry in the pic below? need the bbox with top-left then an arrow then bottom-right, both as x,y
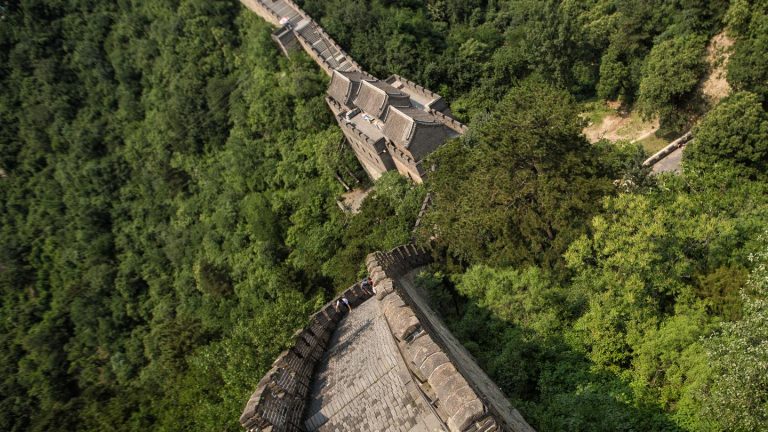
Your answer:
303,297 -> 443,432
238,0 -> 467,184
365,246 -> 535,432
239,283 -> 372,432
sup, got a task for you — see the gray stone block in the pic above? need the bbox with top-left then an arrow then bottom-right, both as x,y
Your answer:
321,304 -> 342,323
469,416 -> 499,432
240,386 -> 264,425
447,399 -> 484,432
387,307 -> 420,341
420,351 -> 450,381
431,363 -> 468,403
381,293 -> 405,316
365,253 -> 380,268
410,335 -> 441,367
371,267 -> 387,284
299,329 -> 318,349
442,384 -> 478,415
375,278 -> 395,300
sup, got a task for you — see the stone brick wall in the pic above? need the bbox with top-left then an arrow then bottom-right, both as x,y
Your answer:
366,245 -> 534,432
642,131 -> 693,167
239,283 -> 372,432
239,0 -> 282,26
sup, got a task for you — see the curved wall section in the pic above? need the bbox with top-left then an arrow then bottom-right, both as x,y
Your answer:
239,283 -> 372,432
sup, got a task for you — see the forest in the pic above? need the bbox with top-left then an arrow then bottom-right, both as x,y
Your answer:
1,0 -> 767,431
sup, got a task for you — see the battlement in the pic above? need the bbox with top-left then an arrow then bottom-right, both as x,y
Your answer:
237,0 -> 466,184
239,283 -> 373,432
366,246 -> 535,432
240,242 -> 534,432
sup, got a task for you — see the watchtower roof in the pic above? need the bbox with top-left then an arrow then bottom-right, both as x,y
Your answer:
382,106 -> 448,160
353,80 -> 411,119
328,70 -> 372,109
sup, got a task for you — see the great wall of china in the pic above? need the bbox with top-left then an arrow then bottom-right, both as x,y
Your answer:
239,0 -> 466,184
235,1 -> 536,431
233,1 -> 708,429
240,245 -> 535,432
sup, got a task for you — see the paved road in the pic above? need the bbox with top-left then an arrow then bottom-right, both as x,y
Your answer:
304,297 -> 443,432
652,146 -> 684,174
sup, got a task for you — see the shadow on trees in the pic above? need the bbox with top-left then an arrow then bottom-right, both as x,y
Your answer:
421,279 -> 683,432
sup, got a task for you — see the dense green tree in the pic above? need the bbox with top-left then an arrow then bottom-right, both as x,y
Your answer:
687,91 -> 768,175
0,1 -> 423,430
421,78 -> 614,269
3,1 -> 765,431
725,0 -> 768,101
637,33 -> 707,128
701,234 -> 768,431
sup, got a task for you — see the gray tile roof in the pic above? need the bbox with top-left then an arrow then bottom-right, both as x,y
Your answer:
328,70 -> 372,109
382,106 -> 449,161
353,80 -> 411,119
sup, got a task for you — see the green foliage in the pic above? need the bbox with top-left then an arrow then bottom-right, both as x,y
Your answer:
725,0 -> 768,101
302,0 -> 728,111
418,162 -> 768,431
2,1 -> 764,431
421,78 -> 615,270
0,2 -> 423,431
322,172 -> 425,287
687,91 -> 768,176
702,234 -> 768,430
637,33 -> 707,127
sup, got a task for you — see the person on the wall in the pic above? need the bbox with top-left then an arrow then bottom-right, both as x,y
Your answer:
335,296 -> 352,313
361,276 -> 375,296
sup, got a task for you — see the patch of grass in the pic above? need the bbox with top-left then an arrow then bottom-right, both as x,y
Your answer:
637,134 -> 670,155
616,111 -> 653,137
580,100 -> 616,126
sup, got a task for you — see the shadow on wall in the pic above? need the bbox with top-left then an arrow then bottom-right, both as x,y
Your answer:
365,245 -> 535,432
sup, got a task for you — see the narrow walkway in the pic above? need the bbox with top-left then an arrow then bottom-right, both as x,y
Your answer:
304,297 -> 443,432
651,146 -> 684,174
240,0 -> 358,74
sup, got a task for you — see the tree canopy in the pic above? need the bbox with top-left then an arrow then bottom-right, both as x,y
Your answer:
687,91 -> 768,175
420,78 -> 618,270
3,0 -> 767,431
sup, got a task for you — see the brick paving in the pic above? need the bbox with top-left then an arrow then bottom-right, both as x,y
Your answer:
304,297 -> 441,432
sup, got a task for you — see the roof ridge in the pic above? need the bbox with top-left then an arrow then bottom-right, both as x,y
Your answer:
387,105 -> 439,125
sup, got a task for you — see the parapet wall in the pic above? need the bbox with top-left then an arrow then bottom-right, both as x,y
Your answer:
239,283 -> 372,432
366,245 -> 534,432
642,131 -> 693,167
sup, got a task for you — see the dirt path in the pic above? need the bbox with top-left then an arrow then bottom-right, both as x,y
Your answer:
583,110 -> 660,144
340,187 -> 372,214
584,32 -> 734,147
701,31 -> 734,104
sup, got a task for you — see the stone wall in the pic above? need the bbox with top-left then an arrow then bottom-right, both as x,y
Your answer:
366,245 -> 535,432
239,0 -> 282,26
239,283 -> 372,432
642,131 -> 693,167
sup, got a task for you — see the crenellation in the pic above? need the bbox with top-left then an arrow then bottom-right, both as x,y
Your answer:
239,282 -> 374,432
374,277 -> 395,300
449,399 -> 486,432
239,0 -> 466,183
386,306 -> 421,341
364,245 -> 536,432
242,241 -> 534,431
236,4 -> 533,425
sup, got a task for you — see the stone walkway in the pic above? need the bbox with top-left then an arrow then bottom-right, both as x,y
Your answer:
304,298 -> 443,432
651,146 -> 684,174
